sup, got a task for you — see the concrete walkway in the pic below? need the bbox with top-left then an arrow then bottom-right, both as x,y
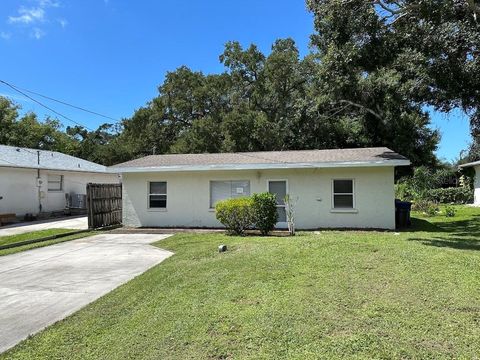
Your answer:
0,233 -> 173,353
0,216 -> 88,237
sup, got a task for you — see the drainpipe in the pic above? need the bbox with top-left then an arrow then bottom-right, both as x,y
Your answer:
37,151 -> 42,214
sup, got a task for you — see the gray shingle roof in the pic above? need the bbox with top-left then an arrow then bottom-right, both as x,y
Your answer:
111,147 -> 409,172
0,145 -> 109,173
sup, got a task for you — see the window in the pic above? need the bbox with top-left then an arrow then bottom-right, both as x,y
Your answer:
210,180 -> 250,208
332,179 -> 354,209
48,175 -> 63,191
149,182 -> 167,209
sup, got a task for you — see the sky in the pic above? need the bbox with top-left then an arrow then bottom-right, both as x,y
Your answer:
0,0 -> 472,162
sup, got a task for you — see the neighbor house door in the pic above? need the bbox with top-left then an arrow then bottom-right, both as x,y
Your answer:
267,180 -> 287,228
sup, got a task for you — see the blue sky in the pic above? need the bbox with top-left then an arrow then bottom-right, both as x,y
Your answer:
0,0 -> 471,161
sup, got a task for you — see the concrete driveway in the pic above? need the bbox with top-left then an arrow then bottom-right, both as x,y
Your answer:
0,233 -> 173,353
0,216 -> 88,237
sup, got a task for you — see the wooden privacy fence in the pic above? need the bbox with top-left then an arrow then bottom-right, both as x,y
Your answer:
86,183 -> 122,229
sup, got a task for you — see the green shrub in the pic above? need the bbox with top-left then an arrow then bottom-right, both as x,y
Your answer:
251,192 -> 278,235
215,197 -> 253,236
412,199 -> 439,216
396,166 -> 463,202
425,187 -> 473,204
444,205 -> 456,217
395,182 -> 414,201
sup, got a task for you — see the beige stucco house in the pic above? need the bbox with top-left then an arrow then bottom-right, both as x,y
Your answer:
459,160 -> 480,206
112,147 -> 410,230
0,145 -> 119,217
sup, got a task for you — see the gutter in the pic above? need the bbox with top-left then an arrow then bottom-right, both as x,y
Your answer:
0,164 -> 117,174
459,161 -> 480,169
110,159 -> 411,173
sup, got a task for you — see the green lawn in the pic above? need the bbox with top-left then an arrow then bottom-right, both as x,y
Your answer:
0,229 -> 96,256
2,205 -> 480,359
0,229 -> 73,247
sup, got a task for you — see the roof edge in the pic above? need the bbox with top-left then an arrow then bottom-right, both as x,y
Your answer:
0,164 -> 115,174
111,159 -> 411,173
459,160 -> 480,168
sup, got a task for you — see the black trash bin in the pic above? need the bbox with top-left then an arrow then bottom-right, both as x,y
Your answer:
395,199 -> 412,228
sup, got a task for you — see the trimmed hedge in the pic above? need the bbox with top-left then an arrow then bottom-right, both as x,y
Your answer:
425,187 -> 473,204
215,197 -> 253,235
251,192 -> 278,236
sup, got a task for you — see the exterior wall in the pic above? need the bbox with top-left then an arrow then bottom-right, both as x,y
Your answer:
0,167 -> 39,216
474,165 -> 480,206
41,171 -> 120,213
122,166 -> 396,230
0,167 -> 119,216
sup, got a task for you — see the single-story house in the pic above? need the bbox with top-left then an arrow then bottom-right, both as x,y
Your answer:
0,145 -> 119,217
111,147 -> 410,230
459,160 -> 480,206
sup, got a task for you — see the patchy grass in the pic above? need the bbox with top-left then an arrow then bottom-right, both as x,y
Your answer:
0,230 -> 96,256
2,205 -> 480,359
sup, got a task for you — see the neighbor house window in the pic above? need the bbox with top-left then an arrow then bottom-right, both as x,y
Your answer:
149,182 -> 167,209
332,179 -> 354,209
48,175 -> 63,191
210,180 -> 250,208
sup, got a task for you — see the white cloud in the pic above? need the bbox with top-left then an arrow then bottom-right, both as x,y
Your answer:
8,7 -> 45,24
0,32 -> 12,40
37,0 -> 61,7
31,27 -> 46,39
58,18 -> 68,28
6,1 -> 66,39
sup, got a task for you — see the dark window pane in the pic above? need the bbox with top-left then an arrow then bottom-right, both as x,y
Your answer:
277,207 -> 287,222
150,182 -> 166,194
150,195 -> 167,208
334,195 -> 353,208
334,180 -> 353,194
269,181 -> 287,205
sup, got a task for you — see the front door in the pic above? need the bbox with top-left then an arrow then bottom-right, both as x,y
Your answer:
267,180 -> 287,228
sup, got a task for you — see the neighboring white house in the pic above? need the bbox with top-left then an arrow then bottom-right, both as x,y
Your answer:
0,145 -> 119,217
111,147 -> 410,230
459,160 -> 480,206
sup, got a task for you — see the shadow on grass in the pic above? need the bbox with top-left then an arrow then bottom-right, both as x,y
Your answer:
409,237 -> 480,251
406,214 -> 480,251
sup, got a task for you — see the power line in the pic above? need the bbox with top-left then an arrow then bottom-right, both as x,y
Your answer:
11,83 -> 121,122
0,80 -> 95,131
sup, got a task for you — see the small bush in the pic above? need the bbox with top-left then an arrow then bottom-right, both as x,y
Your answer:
215,197 -> 253,236
412,199 -> 439,216
424,203 -> 439,217
425,187 -> 473,204
251,192 -> 278,235
444,205 -> 456,217
394,182 -> 413,201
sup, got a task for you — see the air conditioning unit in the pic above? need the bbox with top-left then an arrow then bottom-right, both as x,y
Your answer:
65,194 -> 87,210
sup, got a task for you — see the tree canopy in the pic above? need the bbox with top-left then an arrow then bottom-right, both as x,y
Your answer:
2,0 -> 479,166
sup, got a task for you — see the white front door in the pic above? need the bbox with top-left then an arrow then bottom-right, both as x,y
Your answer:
267,180 -> 287,228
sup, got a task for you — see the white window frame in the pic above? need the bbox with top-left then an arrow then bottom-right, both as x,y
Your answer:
266,179 -> 289,226
209,180 -> 251,209
47,174 -> 63,192
148,181 -> 167,211
331,179 -> 355,210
